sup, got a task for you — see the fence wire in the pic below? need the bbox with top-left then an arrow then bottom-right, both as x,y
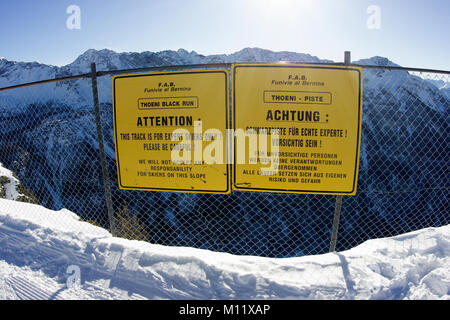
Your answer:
0,65 -> 448,257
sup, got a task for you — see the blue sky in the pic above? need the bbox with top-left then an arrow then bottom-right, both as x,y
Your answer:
0,0 -> 448,70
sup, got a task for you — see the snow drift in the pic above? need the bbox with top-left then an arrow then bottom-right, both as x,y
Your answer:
0,198 -> 448,300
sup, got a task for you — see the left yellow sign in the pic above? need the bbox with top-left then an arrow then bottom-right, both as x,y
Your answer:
112,70 -> 230,193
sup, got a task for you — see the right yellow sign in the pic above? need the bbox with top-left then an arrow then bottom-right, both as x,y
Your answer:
232,64 -> 362,195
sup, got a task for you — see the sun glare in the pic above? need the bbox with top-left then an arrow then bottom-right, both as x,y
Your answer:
259,0 -> 313,10
249,0 -> 315,21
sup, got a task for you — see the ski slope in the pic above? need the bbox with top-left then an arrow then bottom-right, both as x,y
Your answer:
0,198 -> 448,300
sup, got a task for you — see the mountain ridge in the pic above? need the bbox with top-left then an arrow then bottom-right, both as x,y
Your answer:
1,47 -> 330,69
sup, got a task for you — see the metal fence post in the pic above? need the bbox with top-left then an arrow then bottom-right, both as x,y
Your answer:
329,194 -> 343,252
329,51 -> 351,253
90,62 -> 116,236
344,51 -> 351,66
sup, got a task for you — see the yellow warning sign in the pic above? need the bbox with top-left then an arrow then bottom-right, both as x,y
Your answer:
232,64 -> 362,195
113,70 -> 230,193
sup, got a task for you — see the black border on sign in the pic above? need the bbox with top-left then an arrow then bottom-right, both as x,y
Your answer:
232,64 -> 362,195
113,70 -> 230,194
137,96 -> 199,110
263,90 -> 333,105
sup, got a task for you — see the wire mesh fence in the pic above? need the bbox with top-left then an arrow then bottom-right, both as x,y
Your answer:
0,63 -> 448,257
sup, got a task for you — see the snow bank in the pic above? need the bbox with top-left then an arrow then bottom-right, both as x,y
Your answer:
0,198 -> 448,300
0,164 -> 22,201
0,163 -> 38,203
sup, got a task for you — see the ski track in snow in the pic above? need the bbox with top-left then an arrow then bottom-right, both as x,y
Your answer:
0,224 -> 147,300
0,198 -> 449,300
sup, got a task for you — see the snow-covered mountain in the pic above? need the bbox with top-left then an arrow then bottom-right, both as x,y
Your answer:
0,48 -> 448,257
0,48 -> 328,112
426,79 -> 450,99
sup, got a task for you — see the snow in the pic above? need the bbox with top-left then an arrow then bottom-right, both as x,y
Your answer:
0,48 -> 331,112
0,198 -> 448,300
0,49 -> 449,300
0,163 -> 24,201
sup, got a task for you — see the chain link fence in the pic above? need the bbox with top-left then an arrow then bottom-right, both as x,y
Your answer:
0,63 -> 448,257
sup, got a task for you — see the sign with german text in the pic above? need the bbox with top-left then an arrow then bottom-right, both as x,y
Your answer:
232,64 -> 362,195
113,70 -> 230,193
